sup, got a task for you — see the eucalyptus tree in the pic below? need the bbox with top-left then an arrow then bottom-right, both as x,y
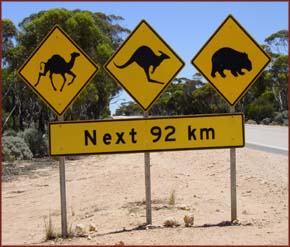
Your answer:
2,9 -> 129,132
264,30 -> 288,112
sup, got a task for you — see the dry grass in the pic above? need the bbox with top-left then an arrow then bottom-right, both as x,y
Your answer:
44,214 -> 60,240
44,213 -> 75,240
168,189 -> 176,206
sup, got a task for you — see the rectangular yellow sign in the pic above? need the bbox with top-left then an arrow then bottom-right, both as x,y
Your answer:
49,113 -> 244,156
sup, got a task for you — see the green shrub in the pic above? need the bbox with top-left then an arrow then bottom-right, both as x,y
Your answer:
23,128 -> 48,157
3,129 -> 18,137
282,110 -> 288,119
260,117 -> 272,125
247,103 -> 275,123
273,112 -> 284,124
269,121 -> 280,126
2,135 -> 33,161
246,119 -> 257,125
246,91 -> 276,123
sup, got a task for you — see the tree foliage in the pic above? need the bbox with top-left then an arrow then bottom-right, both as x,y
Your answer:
115,30 -> 288,125
265,29 -> 288,54
2,9 -> 129,133
116,76 -> 228,117
2,13 -> 288,160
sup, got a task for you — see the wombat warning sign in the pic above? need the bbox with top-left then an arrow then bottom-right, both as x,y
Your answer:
191,15 -> 271,106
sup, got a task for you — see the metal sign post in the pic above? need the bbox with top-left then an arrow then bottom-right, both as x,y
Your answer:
58,116 -> 68,238
144,111 -> 152,225
230,106 -> 237,221
17,24 -> 98,239
191,14 -> 271,224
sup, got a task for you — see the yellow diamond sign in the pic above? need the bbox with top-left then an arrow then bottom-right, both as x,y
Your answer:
18,25 -> 99,116
104,20 -> 184,111
191,15 -> 271,106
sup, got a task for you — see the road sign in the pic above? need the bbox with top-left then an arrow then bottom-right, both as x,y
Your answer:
104,20 -> 185,112
18,25 -> 99,116
191,15 -> 271,106
49,113 -> 244,156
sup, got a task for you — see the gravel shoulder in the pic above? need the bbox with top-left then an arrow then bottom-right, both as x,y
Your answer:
2,147 -> 288,245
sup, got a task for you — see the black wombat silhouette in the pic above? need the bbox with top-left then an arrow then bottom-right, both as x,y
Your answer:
35,52 -> 80,92
114,45 -> 170,84
211,47 -> 252,78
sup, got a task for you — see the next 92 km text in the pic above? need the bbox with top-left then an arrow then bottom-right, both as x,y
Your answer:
49,113 -> 244,156
84,125 -> 215,146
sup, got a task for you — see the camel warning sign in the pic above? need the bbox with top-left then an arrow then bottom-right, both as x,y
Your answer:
18,25 -> 99,116
104,20 -> 185,112
191,15 -> 271,106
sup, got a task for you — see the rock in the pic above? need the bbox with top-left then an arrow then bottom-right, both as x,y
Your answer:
89,223 -> 97,232
232,219 -> 240,225
244,221 -> 253,226
163,217 -> 180,227
115,241 -> 125,245
184,215 -> 194,227
75,223 -> 86,236
177,204 -> 190,210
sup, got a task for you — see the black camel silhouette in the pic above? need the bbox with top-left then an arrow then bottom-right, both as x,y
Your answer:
114,45 -> 170,84
35,52 -> 80,92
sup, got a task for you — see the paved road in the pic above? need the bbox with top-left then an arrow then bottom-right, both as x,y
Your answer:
245,124 -> 288,155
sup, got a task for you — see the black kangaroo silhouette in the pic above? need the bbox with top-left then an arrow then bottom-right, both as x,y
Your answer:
114,45 -> 170,84
35,52 -> 80,92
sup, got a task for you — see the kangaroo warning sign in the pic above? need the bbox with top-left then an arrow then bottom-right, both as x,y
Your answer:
18,25 -> 99,116
49,113 -> 244,156
104,20 -> 185,112
191,15 -> 271,106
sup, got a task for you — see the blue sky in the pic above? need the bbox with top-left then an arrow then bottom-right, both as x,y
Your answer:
2,1 -> 288,114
